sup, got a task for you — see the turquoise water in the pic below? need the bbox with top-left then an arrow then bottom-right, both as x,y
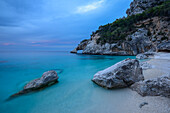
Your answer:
0,51 -> 135,113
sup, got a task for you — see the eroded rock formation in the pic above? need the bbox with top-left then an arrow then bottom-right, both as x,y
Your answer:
131,75 -> 170,98
11,70 -> 59,97
71,0 -> 169,55
126,0 -> 166,16
92,58 -> 144,89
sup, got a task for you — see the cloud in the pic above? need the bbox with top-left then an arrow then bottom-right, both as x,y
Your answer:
2,43 -> 16,46
75,0 -> 105,14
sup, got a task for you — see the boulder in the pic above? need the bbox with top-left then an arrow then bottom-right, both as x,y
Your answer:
92,58 -> 144,89
11,70 -> 59,97
136,54 -> 148,60
131,75 -> 170,98
140,62 -> 152,70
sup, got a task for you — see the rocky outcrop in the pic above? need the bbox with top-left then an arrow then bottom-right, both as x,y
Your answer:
92,58 -> 144,89
72,17 -> 169,55
124,28 -> 156,55
157,41 -> 170,52
82,41 -> 129,55
126,0 -> 167,16
71,39 -> 90,53
11,71 -> 59,97
136,54 -> 148,59
131,75 -> 170,98
71,0 -> 169,55
72,28 -> 158,55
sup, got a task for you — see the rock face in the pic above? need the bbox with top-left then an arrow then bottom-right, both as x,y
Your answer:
131,75 -> 170,98
71,39 -> 90,53
72,17 -> 169,55
11,71 -> 59,97
92,58 -> 144,89
157,41 -> 170,52
124,28 -> 156,55
71,0 -> 170,56
126,0 -> 166,16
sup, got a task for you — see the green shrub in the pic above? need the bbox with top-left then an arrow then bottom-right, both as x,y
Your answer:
95,1 -> 170,45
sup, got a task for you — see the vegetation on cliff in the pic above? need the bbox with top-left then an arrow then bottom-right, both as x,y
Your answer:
94,1 -> 170,45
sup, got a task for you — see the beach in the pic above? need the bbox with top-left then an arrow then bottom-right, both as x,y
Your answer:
124,52 -> 170,113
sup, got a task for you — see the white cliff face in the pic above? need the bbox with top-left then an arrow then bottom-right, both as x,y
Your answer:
83,40 -> 112,54
82,28 -> 156,55
71,0 -> 170,55
126,0 -> 166,16
91,33 -> 100,42
125,28 -> 155,55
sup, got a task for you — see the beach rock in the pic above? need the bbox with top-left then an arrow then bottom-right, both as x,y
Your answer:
140,62 -> 152,70
92,58 -> 144,89
139,102 -> 148,108
11,70 -> 59,97
136,54 -> 148,60
131,75 -> 170,98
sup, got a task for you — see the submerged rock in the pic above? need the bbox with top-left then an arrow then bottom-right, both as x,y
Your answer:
11,70 -> 59,97
131,75 -> 170,98
92,58 -> 144,89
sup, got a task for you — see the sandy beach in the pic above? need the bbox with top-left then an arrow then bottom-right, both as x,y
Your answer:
80,52 -> 170,113
124,52 -> 170,113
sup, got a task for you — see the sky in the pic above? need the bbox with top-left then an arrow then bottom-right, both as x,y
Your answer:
0,0 -> 132,51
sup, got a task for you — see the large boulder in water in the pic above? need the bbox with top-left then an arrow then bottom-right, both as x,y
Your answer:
11,70 -> 58,97
131,75 -> 170,98
92,58 -> 144,89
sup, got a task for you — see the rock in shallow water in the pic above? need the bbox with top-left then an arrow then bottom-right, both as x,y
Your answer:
136,54 -> 148,60
11,70 -> 59,97
92,58 -> 144,89
131,75 -> 170,98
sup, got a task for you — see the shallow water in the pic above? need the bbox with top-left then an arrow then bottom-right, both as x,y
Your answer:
0,51 -> 135,113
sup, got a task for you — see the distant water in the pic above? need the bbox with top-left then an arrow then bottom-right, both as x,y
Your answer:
0,51 -> 135,113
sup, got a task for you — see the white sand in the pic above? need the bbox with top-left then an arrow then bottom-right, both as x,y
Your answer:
83,52 -> 170,113
125,52 -> 170,113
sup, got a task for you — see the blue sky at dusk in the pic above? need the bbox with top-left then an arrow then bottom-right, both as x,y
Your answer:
0,0 -> 132,51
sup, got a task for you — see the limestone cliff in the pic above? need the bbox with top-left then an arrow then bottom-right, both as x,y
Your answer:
71,0 -> 170,55
126,0 -> 166,16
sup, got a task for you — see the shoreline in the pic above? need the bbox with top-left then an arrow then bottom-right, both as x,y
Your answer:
125,52 -> 170,113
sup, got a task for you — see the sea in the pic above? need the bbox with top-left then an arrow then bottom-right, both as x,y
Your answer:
0,51 -> 135,113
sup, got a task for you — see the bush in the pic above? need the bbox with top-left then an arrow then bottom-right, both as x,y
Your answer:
95,1 -> 170,45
